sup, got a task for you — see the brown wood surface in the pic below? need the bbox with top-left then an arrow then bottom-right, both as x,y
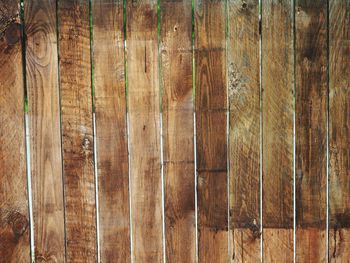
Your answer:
329,0 -> 350,261
261,0 -> 294,262
0,1 -> 30,262
295,0 -> 327,262
58,0 -> 97,261
92,0 -> 130,262
25,0 -> 65,261
160,1 -> 195,262
227,0 -> 261,261
194,1 -> 228,262
126,0 -> 163,262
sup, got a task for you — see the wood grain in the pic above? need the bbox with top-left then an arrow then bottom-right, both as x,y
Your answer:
58,0 -> 97,261
227,0 -> 261,261
0,1 -> 30,262
261,0 -> 293,261
295,0 -> 327,261
92,0 -> 130,262
160,1 -> 195,262
126,0 -> 163,262
194,1 -> 228,262
25,0 -> 65,261
329,0 -> 350,261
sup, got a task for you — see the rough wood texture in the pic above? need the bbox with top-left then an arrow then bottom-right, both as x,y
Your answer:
160,1 -> 195,262
261,0 -> 293,261
295,0 -> 327,261
58,0 -> 97,261
195,1 -> 228,262
25,0 -> 65,261
329,0 -> 350,261
92,1 -> 130,262
0,1 -> 30,262
227,0 -> 261,261
126,0 -> 162,262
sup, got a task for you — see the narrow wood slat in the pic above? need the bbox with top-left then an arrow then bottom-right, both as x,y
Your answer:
58,0 -> 97,261
329,0 -> 350,261
227,0 -> 261,261
261,0 -> 294,262
126,0 -> 162,261
160,1 -> 195,262
194,1 -> 228,262
0,1 -> 30,261
92,1 -> 130,261
295,0 -> 328,261
25,0 -> 65,261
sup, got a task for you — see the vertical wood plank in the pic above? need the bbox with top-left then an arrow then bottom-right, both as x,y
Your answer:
261,0 -> 294,262
126,0 -> 162,261
25,0 -> 65,261
227,0 -> 261,261
194,1 -> 228,262
58,0 -> 97,261
160,1 -> 195,262
92,0 -> 130,262
295,0 -> 328,262
329,0 -> 350,261
0,1 -> 30,261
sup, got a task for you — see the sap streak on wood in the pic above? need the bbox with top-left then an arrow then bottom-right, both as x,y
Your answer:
0,1 -> 30,262
58,0 -> 97,261
329,0 -> 350,261
261,0 -> 293,262
194,1 -> 228,262
160,1 -> 195,262
126,0 -> 162,262
295,0 -> 327,262
227,0 -> 260,261
92,0 -> 130,262
25,0 -> 65,261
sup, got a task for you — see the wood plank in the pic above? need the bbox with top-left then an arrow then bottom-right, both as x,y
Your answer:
329,0 -> 350,261
227,0 -> 261,261
295,0 -> 328,262
58,0 -> 97,261
160,1 -> 195,262
261,0 -> 294,262
194,1 -> 228,262
126,0 -> 162,262
0,1 -> 30,261
92,0 -> 130,261
24,0 -> 65,261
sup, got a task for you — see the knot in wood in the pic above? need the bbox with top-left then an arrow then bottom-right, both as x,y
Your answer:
5,22 -> 21,46
8,211 -> 28,238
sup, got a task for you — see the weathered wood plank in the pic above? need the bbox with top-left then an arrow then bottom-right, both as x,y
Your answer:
126,0 -> 162,261
58,0 -> 97,261
0,1 -> 30,261
92,0 -> 130,261
329,0 -> 350,261
194,1 -> 228,262
25,0 -> 65,261
227,0 -> 261,261
261,0 -> 294,262
295,0 -> 328,261
160,1 -> 195,262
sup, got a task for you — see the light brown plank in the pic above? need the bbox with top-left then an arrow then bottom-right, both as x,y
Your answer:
126,0 -> 163,261
0,1 -> 30,262
329,0 -> 350,261
295,0 -> 328,262
92,0 -> 130,261
58,0 -> 97,261
227,0 -> 261,261
194,1 -> 228,262
261,0 -> 294,261
25,0 -> 65,261
160,1 -> 195,262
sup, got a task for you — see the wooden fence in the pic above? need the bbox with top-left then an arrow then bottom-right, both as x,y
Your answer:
0,0 -> 349,262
